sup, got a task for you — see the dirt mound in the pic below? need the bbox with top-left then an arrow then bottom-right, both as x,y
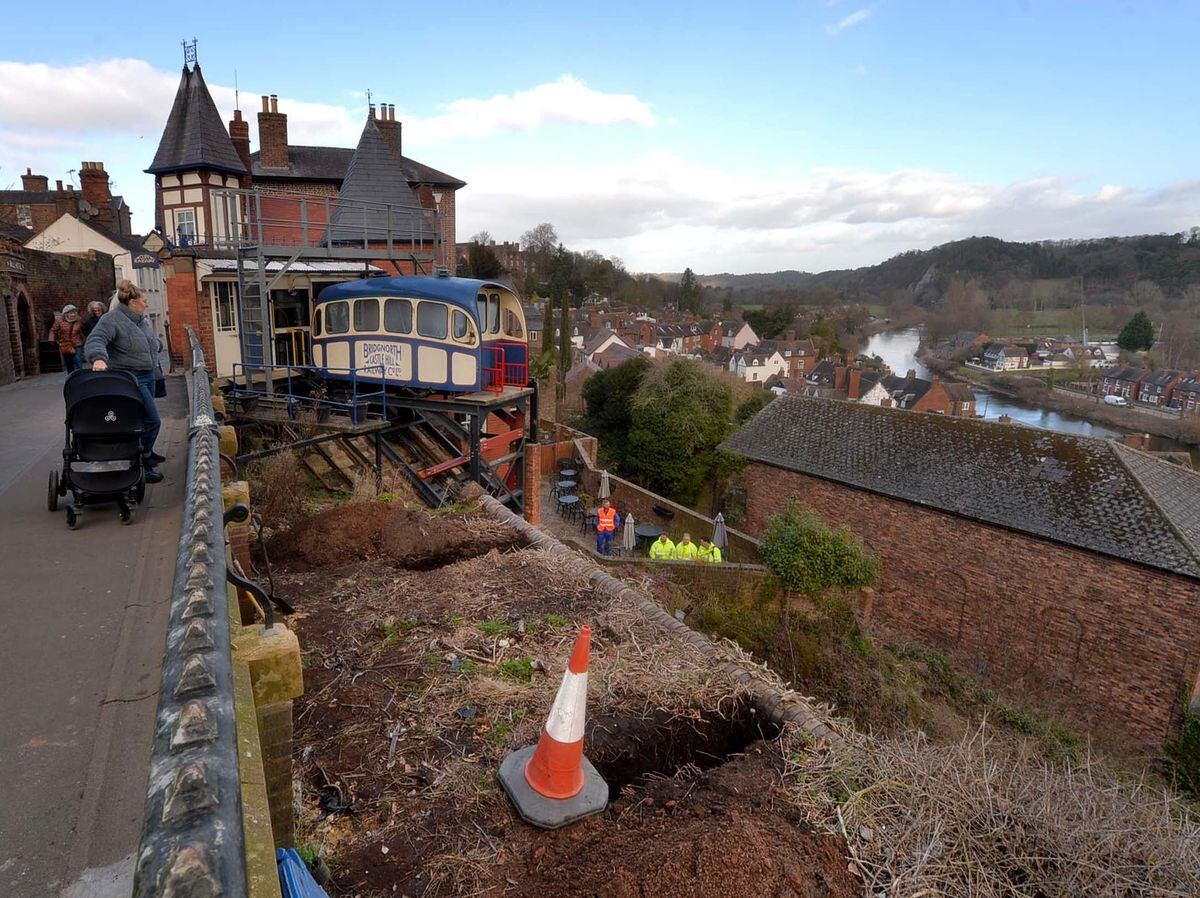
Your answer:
269,501 -> 519,570
511,746 -> 859,898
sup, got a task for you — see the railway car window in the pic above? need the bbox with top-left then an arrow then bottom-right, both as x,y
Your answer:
385,298 -> 412,334
505,309 -> 524,339
452,310 -> 473,343
477,295 -> 488,333
313,308 -> 323,337
353,298 -> 379,332
417,301 -> 448,339
489,294 -> 500,334
326,301 -> 349,335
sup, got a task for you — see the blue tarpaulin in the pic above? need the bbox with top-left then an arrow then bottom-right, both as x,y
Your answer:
277,848 -> 330,898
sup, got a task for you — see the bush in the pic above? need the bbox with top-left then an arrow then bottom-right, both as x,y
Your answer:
247,452 -> 307,529
759,499 -> 879,595
1164,707 -> 1200,798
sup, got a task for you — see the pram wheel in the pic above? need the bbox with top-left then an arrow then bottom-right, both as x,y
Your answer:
118,501 -> 132,525
65,508 -> 78,529
47,470 -> 59,512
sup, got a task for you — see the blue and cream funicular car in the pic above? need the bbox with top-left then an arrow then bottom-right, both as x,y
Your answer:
311,275 -> 529,394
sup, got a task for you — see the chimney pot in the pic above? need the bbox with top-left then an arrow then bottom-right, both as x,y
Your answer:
25,167 -> 31,175
270,94 -> 278,113
261,95 -> 270,112
56,180 -> 63,191
368,103 -> 376,119
390,104 -> 396,120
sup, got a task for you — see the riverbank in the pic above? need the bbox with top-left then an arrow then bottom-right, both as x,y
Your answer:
924,356 -> 1200,448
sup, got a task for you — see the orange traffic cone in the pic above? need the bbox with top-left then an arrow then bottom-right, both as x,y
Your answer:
498,625 -> 608,828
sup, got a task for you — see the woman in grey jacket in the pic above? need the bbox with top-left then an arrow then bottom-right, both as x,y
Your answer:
84,280 -> 165,483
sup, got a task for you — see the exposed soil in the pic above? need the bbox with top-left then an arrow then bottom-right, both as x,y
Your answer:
508,745 -> 859,898
269,500 -> 521,570
277,499 -> 857,898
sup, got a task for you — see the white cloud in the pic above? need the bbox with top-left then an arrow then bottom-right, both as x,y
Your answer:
402,76 -> 655,142
456,152 -> 1200,272
827,8 -> 871,35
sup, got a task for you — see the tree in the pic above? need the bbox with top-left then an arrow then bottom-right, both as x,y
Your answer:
581,356 -> 651,464
759,500 -> 879,596
623,361 -> 735,506
679,267 -> 700,313
467,240 -> 504,279
557,288 -> 571,405
521,222 -> 559,284
1117,311 -> 1155,352
734,391 -> 775,427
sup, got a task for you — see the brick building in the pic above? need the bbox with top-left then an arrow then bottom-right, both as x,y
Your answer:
149,59 -> 465,374
724,395 -> 1200,750
0,163 -> 133,238
0,223 -> 116,384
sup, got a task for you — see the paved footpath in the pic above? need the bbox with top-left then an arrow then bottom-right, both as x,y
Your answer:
0,372 -> 188,898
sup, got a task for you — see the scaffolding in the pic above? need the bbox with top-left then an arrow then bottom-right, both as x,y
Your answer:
209,187 -> 440,371
212,189 -> 535,512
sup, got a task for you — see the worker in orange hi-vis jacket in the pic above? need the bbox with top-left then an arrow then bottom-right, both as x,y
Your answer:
595,498 -> 620,556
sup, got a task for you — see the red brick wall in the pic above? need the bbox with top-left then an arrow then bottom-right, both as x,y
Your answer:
23,247 -> 116,336
164,259 -> 213,364
739,463 -> 1200,750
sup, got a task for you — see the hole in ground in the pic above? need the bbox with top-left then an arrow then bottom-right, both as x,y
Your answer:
585,698 -> 781,797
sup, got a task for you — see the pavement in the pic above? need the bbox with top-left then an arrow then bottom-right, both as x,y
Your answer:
0,371 -> 188,898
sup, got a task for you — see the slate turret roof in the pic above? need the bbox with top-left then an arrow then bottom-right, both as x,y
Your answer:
327,119 -> 435,244
148,65 -> 247,176
721,394 -> 1200,579
249,145 -> 465,188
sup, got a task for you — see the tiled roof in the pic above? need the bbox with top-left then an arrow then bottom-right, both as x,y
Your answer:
0,220 -> 34,242
722,394 -> 1200,579
0,189 -> 73,205
327,120 -> 435,244
250,145 -> 465,188
148,65 -> 247,175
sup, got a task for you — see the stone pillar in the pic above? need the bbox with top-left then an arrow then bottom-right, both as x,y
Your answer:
524,448 -> 541,525
234,625 -> 304,849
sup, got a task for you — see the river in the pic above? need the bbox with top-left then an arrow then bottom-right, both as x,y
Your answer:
863,328 -> 1122,439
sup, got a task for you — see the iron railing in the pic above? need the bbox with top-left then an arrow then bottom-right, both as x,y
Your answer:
132,328 -> 247,897
230,362 -> 389,425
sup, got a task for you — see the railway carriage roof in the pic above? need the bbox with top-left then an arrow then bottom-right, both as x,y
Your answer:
314,277 -> 513,313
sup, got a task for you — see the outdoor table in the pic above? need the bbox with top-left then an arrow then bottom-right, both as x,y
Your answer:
557,495 -> 580,518
556,480 -> 578,492
560,468 -> 578,479
634,523 -> 664,552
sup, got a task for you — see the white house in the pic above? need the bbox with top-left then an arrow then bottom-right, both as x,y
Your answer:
857,375 -> 892,406
720,321 -> 760,351
25,213 -> 168,345
730,348 -> 786,384
583,328 -> 629,363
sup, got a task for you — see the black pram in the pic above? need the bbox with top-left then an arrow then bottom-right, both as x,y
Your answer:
48,369 -> 148,528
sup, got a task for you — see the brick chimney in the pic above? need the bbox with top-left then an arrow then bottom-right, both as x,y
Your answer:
228,109 -> 253,175
376,102 -> 403,164
78,161 -> 113,227
22,168 -> 49,192
258,94 -> 289,170
849,368 -> 862,400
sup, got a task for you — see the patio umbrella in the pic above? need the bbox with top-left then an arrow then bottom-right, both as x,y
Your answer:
598,469 -> 611,500
712,512 -> 729,560
622,513 -> 637,552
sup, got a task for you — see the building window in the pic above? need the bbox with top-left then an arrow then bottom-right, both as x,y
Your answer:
175,208 -> 197,246
212,282 -> 238,333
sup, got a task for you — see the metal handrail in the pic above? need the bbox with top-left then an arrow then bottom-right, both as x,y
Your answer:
132,328 -> 247,897
230,362 -> 389,425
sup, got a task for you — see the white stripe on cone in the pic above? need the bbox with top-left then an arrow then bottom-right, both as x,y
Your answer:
543,669 -> 588,743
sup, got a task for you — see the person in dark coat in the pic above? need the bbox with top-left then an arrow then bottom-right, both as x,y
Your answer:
84,281 -> 165,483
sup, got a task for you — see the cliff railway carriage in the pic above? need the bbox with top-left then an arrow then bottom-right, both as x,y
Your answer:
311,275 -> 529,394
228,274 -> 536,512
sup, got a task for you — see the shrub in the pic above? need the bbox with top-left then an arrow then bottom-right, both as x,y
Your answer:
1164,706 -> 1200,798
759,499 -> 879,595
247,452 -> 306,528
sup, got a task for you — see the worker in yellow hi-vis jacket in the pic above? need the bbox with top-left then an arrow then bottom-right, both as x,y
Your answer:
673,533 -> 699,561
649,532 -> 676,560
697,537 -> 723,563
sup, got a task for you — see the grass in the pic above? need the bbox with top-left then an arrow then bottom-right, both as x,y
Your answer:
496,657 -> 535,682
377,618 -> 419,647
475,619 -> 514,636
544,613 -> 569,628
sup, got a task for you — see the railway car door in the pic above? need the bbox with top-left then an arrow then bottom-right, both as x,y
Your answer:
271,288 -> 311,365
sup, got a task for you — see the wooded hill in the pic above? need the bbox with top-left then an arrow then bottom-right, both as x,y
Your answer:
689,232 -> 1200,308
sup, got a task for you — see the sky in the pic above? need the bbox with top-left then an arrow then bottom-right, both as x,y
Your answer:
1,1 -> 1198,274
